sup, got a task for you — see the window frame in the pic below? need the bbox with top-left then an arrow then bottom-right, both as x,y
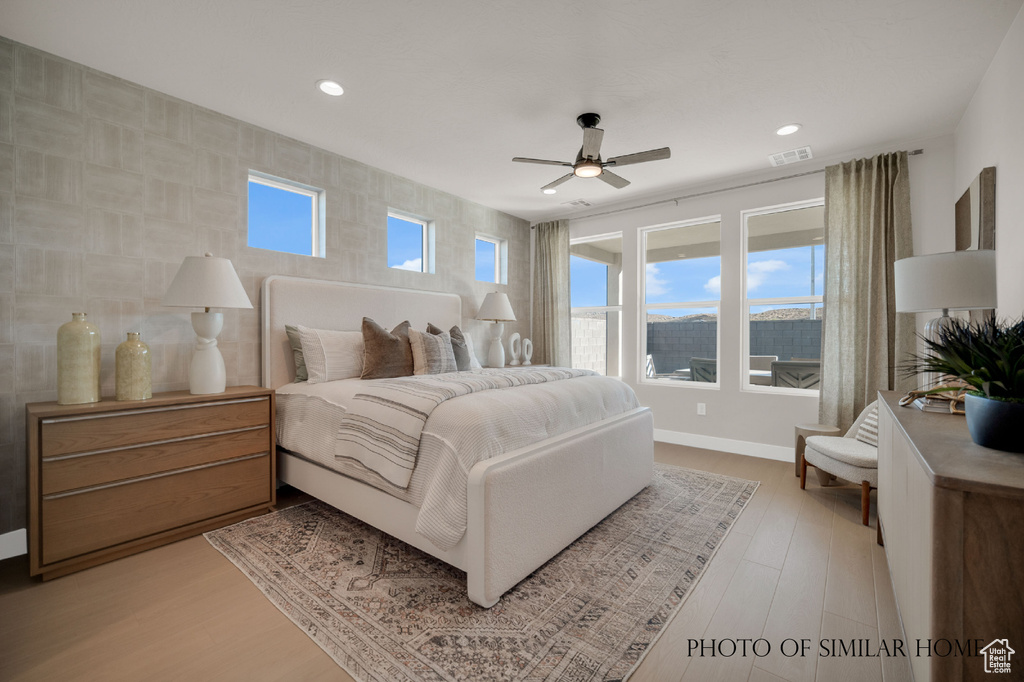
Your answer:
740,198 -> 825,396
475,234 -> 508,284
570,232 -> 623,377
247,171 -> 326,258
387,209 -> 436,274
639,216 -> 722,389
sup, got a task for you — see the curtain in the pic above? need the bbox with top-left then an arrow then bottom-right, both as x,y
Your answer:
819,151 -> 915,432
532,219 -> 571,367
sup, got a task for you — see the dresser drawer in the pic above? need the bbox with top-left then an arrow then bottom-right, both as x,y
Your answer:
41,426 -> 270,495
40,397 -> 270,458
41,453 -> 271,565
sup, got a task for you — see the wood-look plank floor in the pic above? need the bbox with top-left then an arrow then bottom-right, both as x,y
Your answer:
0,444 -> 911,682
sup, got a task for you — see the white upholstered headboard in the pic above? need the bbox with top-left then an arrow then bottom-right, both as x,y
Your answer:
261,276 -> 463,389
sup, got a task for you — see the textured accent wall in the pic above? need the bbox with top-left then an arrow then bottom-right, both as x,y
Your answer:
0,36 -> 531,534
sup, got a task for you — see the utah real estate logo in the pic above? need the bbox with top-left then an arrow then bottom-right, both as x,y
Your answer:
980,639 -> 1014,675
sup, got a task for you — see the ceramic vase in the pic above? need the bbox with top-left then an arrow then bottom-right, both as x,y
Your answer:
57,312 -> 101,405
522,338 -> 533,366
116,332 -> 152,401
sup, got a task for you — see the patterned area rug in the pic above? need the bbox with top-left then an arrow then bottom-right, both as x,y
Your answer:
206,463 -> 758,682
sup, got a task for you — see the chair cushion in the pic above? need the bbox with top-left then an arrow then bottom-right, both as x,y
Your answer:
806,435 -> 878,469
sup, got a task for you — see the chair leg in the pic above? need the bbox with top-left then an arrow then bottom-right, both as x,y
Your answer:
800,456 -> 808,490
861,481 -> 871,526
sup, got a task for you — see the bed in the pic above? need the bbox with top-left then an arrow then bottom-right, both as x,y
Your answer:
261,275 -> 654,607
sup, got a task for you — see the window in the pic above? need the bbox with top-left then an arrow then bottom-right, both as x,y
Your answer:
388,211 -> 435,273
743,201 -> 825,392
247,172 -> 325,257
641,218 -> 721,384
475,235 -> 508,284
570,234 -> 622,376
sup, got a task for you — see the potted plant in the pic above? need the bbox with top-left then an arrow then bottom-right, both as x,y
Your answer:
902,317 -> 1024,453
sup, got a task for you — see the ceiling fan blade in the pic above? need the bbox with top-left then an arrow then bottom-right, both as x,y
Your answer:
541,173 -> 574,191
598,170 -> 630,189
605,147 -> 671,167
581,127 -> 604,160
512,157 -> 573,167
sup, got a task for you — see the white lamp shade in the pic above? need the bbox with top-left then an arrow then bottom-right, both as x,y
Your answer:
894,250 -> 997,313
477,292 -> 516,321
162,253 -> 253,309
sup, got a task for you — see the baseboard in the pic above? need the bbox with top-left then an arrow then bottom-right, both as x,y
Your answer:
0,529 -> 27,561
654,429 -> 792,463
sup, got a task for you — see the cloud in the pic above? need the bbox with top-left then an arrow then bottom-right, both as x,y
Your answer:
704,275 -> 721,296
393,258 -> 422,271
746,259 -> 789,292
646,263 -> 670,297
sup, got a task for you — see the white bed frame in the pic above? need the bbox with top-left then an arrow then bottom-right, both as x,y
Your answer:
261,275 -> 654,607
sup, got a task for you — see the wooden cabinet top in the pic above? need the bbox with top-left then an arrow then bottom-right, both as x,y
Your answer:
880,391 -> 1024,498
26,386 -> 273,419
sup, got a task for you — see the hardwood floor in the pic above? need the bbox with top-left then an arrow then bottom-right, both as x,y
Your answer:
0,444 -> 912,682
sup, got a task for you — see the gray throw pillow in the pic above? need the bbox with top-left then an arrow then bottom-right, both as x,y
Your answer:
360,318 -> 414,379
284,325 -> 308,382
428,322 -> 471,371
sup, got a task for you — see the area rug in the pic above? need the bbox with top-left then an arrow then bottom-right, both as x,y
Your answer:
206,463 -> 758,682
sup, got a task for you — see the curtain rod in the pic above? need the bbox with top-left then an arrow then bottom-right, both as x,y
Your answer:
533,148 -> 924,225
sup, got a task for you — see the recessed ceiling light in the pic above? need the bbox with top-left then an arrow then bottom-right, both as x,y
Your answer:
542,188 -> 557,195
317,80 -> 344,96
776,123 -> 801,136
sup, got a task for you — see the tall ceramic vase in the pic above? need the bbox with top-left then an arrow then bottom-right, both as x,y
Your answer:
57,312 -> 101,405
116,332 -> 152,401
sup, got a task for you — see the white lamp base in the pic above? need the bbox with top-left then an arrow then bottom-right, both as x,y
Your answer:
189,311 -> 226,394
486,321 -> 506,368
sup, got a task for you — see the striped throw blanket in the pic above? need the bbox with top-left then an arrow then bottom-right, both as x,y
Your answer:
335,367 -> 596,487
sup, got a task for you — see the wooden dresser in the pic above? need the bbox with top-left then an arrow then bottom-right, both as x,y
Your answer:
27,386 -> 276,580
877,392 -> 1024,681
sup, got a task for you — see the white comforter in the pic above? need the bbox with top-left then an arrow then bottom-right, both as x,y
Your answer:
276,371 -> 640,551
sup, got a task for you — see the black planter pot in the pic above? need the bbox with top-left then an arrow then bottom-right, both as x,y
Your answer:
964,393 -> 1024,453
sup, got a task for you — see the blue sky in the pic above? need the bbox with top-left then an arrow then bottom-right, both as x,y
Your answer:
475,239 -> 496,282
387,215 -> 424,271
571,244 -> 824,309
248,182 -> 314,255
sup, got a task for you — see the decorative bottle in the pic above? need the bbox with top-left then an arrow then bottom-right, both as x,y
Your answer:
115,332 -> 152,401
57,313 -> 101,405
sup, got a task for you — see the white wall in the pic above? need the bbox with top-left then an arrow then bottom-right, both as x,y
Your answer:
954,4 -> 1024,317
569,137 -> 953,454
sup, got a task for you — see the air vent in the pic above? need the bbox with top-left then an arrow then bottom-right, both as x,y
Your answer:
561,199 -> 592,208
769,146 -> 813,167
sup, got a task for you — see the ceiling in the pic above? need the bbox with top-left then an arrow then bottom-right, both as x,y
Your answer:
3,0 -> 1020,223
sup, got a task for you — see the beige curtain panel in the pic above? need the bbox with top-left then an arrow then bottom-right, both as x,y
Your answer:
819,151 -> 916,432
532,220 -> 571,367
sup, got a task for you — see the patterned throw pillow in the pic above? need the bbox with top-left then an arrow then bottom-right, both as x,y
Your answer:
284,325 -> 308,382
360,318 -> 414,379
296,326 -> 364,384
409,329 -> 458,375
855,404 -> 879,447
427,323 -> 471,371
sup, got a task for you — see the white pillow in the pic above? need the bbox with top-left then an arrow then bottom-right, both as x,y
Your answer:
409,329 -> 458,375
463,332 -> 483,369
296,325 -> 364,383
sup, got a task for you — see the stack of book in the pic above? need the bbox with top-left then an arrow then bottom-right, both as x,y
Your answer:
912,396 -> 955,413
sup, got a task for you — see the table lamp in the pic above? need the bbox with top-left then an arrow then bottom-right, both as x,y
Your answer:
476,292 -> 516,368
162,253 -> 253,394
894,249 -> 997,339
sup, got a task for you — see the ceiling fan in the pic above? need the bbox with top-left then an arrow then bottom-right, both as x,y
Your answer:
513,113 -> 671,192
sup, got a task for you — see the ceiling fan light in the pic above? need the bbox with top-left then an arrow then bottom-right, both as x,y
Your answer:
574,161 -> 602,178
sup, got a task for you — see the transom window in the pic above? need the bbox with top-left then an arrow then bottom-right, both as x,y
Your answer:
388,211 -> 435,273
247,172 -> 325,257
475,235 -> 508,284
742,200 -> 825,392
641,217 -> 722,385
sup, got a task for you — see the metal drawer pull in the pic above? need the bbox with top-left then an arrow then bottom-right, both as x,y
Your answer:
42,452 -> 269,500
41,425 -> 268,462
41,397 -> 268,424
